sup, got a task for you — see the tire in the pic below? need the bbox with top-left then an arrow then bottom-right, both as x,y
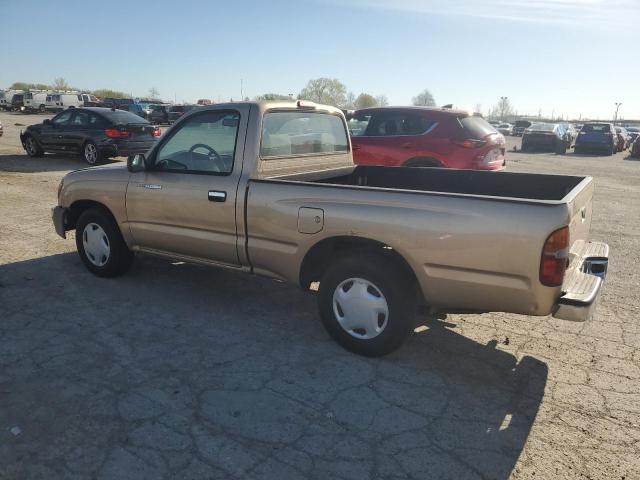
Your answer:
39,104 -> 46,113
608,145 -> 615,156
554,140 -> 567,155
24,134 -> 44,157
317,253 -> 416,356
82,140 -> 102,165
75,208 -> 133,278
404,157 -> 443,168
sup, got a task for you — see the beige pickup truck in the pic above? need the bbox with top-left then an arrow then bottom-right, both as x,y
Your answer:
53,100 -> 609,356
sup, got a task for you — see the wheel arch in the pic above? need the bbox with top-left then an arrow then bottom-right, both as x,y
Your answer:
67,200 -> 118,231
299,235 -> 421,299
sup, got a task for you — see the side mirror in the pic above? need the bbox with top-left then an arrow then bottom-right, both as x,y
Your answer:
127,153 -> 146,172
43,119 -> 52,126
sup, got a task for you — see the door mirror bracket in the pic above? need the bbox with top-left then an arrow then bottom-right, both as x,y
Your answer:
127,153 -> 146,172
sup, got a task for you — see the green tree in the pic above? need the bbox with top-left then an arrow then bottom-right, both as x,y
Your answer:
92,89 -> 129,99
354,93 -> 377,109
412,89 -> 436,107
254,93 -> 292,101
298,78 -> 347,107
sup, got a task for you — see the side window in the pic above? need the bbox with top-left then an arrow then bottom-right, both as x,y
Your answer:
364,112 -> 435,137
348,114 -> 371,136
155,111 -> 240,174
52,110 -> 73,126
70,110 -> 90,126
261,111 -> 349,157
88,113 -> 108,128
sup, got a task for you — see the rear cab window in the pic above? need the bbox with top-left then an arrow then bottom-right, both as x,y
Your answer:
103,110 -> 150,124
260,111 -> 349,157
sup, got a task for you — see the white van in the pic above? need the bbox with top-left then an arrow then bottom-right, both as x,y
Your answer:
45,93 -> 84,112
22,91 -> 50,113
0,89 -> 23,110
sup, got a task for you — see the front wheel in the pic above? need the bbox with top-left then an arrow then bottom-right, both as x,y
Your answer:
75,208 -> 133,277
317,254 -> 416,356
24,134 -> 44,157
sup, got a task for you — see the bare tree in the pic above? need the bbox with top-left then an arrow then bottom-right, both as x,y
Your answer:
254,93 -> 291,101
375,94 -> 389,107
53,77 -> 69,91
298,78 -> 347,107
412,89 -> 436,107
490,97 -> 515,121
344,91 -> 356,109
474,103 -> 483,115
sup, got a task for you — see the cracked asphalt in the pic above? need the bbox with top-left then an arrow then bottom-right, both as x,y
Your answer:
0,112 -> 639,479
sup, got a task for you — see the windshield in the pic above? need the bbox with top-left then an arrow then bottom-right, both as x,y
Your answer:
103,109 -> 150,124
529,123 -> 556,132
582,123 -> 610,133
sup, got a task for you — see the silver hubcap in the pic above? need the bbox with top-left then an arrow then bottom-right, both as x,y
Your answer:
26,137 -> 36,155
84,143 -> 97,164
82,223 -> 110,267
332,277 -> 389,339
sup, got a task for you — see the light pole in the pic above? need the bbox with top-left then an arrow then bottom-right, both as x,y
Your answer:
614,102 -> 622,124
500,96 -> 507,121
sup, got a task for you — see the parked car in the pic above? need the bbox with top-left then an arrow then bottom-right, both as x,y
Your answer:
10,93 -> 25,111
630,137 -> 640,158
496,123 -> 512,136
102,97 -> 134,111
128,102 -> 154,119
349,107 -> 506,170
20,107 -> 161,165
615,127 -> 631,152
168,104 -> 199,124
51,100 -> 609,356
574,122 -> 617,155
149,104 -> 171,124
45,93 -> 85,112
21,91 -> 49,112
512,120 -> 532,136
626,126 -> 640,143
521,123 -> 573,154
80,93 -> 102,107
0,89 -> 23,110
197,99 -> 212,105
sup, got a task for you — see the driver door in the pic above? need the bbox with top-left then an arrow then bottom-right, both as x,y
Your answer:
125,107 -> 248,266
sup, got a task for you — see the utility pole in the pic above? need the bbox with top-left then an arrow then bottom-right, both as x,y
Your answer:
500,96 -> 507,121
240,79 -> 243,100
614,102 -> 622,124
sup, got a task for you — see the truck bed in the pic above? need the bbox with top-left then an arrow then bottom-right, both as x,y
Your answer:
276,166 -> 586,203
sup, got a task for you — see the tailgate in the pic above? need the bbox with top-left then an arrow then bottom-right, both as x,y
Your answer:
123,123 -> 158,140
566,177 -> 594,260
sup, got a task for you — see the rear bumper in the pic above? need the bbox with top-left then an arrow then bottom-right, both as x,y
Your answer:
552,241 -> 609,322
52,206 -> 70,239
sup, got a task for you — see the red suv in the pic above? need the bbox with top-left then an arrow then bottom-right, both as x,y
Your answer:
348,107 -> 506,170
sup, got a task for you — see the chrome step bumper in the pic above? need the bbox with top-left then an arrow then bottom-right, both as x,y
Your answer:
552,241 -> 609,322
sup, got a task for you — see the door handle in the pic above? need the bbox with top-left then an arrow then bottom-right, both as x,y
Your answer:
208,190 -> 226,202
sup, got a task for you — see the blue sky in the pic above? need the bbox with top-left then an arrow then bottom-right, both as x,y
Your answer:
1,0 -> 638,119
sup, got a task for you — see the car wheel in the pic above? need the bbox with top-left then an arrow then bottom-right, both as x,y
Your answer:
75,208 -> 133,278
317,253 -> 416,356
83,141 -> 102,165
555,140 -> 567,155
39,105 -> 46,113
24,134 -> 44,157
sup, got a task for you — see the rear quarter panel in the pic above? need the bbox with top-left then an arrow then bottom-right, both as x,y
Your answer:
246,181 -> 573,316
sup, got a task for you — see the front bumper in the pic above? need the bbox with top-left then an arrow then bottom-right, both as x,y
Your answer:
52,206 -> 69,238
552,241 -> 609,322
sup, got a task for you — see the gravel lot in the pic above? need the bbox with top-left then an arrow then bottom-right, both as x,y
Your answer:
1,110 -> 639,480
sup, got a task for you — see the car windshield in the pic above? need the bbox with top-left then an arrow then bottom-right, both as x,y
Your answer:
529,123 -> 556,131
103,109 -> 149,124
582,123 -> 610,133
459,115 -> 497,138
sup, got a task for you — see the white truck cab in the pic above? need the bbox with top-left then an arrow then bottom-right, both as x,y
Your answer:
22,91 -> 50,113
0,89 -> 24,111
45,92 -> 84,112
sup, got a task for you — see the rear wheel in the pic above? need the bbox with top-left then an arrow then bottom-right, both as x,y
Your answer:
24,134 -> 44,157
317,253 -> 416,356
38,104 -> 46,113
83,141 -> 102,165
555,139 -> 567,155
75,208 -> 133,277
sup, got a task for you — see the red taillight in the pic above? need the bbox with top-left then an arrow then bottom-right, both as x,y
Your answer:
540,226 -> 570,286
152,128 -> 161,137
452,138 -> 486,149
105,128 -> 129,139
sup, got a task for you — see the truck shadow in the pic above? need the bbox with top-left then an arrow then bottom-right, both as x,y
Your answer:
0,154 -> 121,173
0,252 -> 546,479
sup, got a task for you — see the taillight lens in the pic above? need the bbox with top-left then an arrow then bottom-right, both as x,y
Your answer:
152,128 -> 161,137
540,226 -> 569,286
105,128 -> 130,138
452,138 -> 486,149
